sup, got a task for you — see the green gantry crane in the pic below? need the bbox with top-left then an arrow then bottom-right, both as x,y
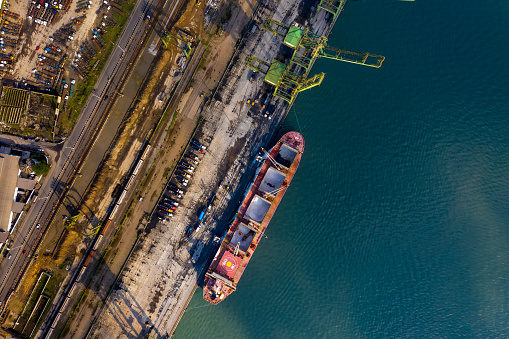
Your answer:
274,68 -> 325,103
250,18 -> 385,103
268,21 -> 385,74
160,29 -> 195,58
245,55 -> 271,74
245,55 -> 325,104
254,19 -> 385,102
290,26 -> 384,74
64,213 -> 101,237
263,18 -> 290,37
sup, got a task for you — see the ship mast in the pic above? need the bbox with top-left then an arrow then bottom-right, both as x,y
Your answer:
265,185 -> 288,197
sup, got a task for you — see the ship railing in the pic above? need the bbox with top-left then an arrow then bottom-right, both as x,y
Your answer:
206,272 -> 237,290
238,217 -> 262,233
261,147 -> 283,171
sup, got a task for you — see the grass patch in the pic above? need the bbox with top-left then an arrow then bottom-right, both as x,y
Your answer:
32,160 -> 51,176
197,48 -> 210,70
42,274 -> 60,298
22,273 -> 50,318
163,167 -> 171,179
219,0 -> 234,26
74,289 -> 89,313
60,288 -> 90,338
153,103 -> 172,136
30,153 -> 46,162
140,105 -> 177,190
119,199 -> 134,226
139,164 -> 155,190
168,110 -> 177,131
30,152 -> 51,174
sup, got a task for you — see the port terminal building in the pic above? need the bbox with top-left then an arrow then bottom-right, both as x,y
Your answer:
0,147 -> 38,245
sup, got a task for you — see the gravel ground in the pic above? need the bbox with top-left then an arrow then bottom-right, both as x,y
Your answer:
11,0 -> 104,82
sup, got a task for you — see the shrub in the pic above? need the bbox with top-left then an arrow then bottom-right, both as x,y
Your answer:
32,159 -> 51,176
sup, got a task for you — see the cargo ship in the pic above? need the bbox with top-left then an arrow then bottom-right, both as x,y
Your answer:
203,131 -> 305,304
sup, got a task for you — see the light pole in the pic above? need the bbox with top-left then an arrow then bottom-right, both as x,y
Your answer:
5,244 -> 23,251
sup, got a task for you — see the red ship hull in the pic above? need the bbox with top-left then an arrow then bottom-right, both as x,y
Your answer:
203,131 -> 305,304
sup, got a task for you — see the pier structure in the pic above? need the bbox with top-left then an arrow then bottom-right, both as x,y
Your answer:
160,30 -> 195,58
317,0 -> 347,20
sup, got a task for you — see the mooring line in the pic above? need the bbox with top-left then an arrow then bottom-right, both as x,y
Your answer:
293,105 -> 303,134
185,302 -> 214,311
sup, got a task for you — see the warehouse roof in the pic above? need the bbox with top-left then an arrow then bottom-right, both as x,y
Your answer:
283,25 -> 303,49
0,154 -> 19,234
264,60 -> 286,86
17,177 -> 36,190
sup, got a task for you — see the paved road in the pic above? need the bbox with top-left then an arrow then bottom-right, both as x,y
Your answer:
0,0 -> 159,306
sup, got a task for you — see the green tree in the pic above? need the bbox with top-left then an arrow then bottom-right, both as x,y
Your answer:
32,160 -> 50,176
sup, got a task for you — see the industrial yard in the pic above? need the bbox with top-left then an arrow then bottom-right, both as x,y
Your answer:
0,0 -> 137,138
0,0 -> 385,337
78,0 -> 364,337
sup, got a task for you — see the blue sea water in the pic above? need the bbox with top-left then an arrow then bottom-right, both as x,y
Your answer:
174,0 -> 509,337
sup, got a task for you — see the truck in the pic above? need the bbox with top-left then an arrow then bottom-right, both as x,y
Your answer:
179,162 -> 194,171
190,144 -> 204,153
163,198 -> 179,206
175,176 -> 188,186
192,140 -> 207,150
198,209 -> 205,221
158,207 -> 173,217
176,170 -> 191,179
160,203 -> 177,211
184,154 -> 199,164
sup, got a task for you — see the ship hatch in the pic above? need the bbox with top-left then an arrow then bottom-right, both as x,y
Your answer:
244,195 -> 272,225
275,144 -> 298,169
230,222 -> 256,252
259,167 -> 286,196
